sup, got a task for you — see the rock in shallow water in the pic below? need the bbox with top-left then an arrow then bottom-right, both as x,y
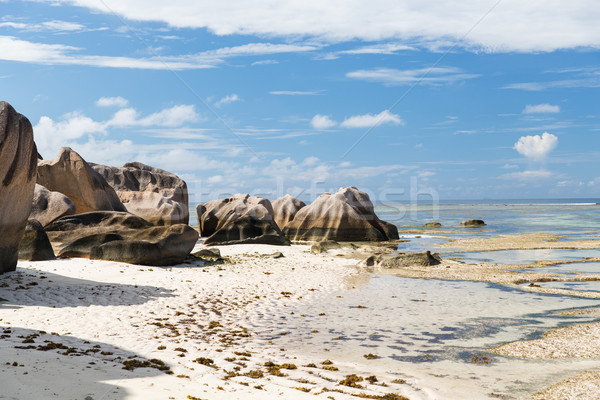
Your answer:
461,219 -> 486,227
0,102 -> 37,273
363,251 -> 442,268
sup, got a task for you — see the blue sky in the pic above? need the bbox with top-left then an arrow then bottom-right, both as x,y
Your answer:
1,0 -> 599,203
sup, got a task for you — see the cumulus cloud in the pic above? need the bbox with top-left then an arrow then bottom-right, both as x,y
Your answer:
96,96 -> 129,107
44,0 -> 600,52
34,103 -> 200,158
513,132 -> 558,161
340,110 -> 403,128
214,94 -> 240,107
311,114 -> 336,129
522,104 -> 560,114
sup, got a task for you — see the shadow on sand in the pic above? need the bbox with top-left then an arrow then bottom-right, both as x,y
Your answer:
0,265 -> 175,309
0,326 -> 169,400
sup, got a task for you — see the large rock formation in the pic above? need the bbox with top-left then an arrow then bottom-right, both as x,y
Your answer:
37,147 -> 126,215
30,184 -> 76,226
18,220 -> 55,261
45,211 -> 198,266
282,187 -> 399,242
0,102 -> 38,273
92,162 -> 189,226
197,194 -> 289,246
272,194 -> 306,229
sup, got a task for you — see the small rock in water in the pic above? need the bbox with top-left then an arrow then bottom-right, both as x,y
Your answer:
424,222 -> 442,228
460,219 -> 486,227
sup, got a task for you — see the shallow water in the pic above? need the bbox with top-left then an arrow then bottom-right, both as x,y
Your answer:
377,200 -> 600,236
447,249 -> 600,265
250,274 -> 600,399
520,262 -> 600,275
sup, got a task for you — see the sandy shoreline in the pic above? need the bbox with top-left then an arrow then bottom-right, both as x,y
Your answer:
3,233 -> 600,399
0,244 -> 424,400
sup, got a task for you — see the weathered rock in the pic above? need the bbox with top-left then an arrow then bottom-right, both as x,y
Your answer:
197,194 -> 274,236
30,184 -> 76,226
283,187 -> 399,242
90,224 -> 198,266
203,216 -> 290,246
262,251 -> 284,259
0,102 -> 38,273
424,222 -> 442,228
92,162 -> 189,226
37,147 -> 126,215
461,219 -> 486,227
58,233 -> 124,259
193,248 -> 222,259
18,220 -> 55,261
46,211 -> 198,266
197,194 -> 289,246
311,240 -> 343,254
272,194 -> 306,229
363,251 -> 442,268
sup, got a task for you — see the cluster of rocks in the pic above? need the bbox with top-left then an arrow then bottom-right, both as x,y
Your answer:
0,102 -> 196,273
196,186 -> 399,246
4,101 -> 468,273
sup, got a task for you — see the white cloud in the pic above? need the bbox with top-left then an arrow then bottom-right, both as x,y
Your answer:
0,36 -> 316,70
207,175 -> 224,184
522,104 -> 560,114
34,104 -> 200,158
504,67 -> 600,90
340,110 -> 403,128
108,105 -> 200,127
214,94 -> 240,107
96,96 -> 129,108
269,90 -> 323,95
45,0 -> 600,52
34,112 -> 106,159
347,67 -> 479,86
513,132 -> 558,161
0,20 -> 85,32
251,59 -> 279,66
311,114 -> 336,129
0,35 -> 210,70
337,43 -> 415,55
501,169 -> 555,180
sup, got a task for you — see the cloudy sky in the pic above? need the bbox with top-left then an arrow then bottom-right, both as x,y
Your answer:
1,0 -> 600,202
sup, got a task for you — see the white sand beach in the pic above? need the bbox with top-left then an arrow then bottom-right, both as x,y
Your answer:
4,238 -> 600,400
0,243 -> 426,400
